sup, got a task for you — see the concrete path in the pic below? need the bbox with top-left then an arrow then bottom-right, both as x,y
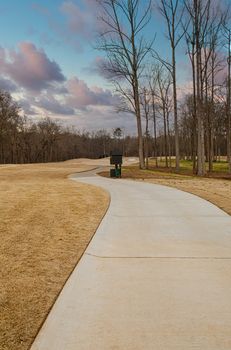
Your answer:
31,170 -> 231,350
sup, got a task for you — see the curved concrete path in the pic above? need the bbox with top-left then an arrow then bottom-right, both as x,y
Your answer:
31,169 -> 231,350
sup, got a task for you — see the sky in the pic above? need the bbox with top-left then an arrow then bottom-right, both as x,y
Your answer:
0,0 -> 191,134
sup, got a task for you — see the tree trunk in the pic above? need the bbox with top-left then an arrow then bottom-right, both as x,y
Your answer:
152,93 -> 158,167
166,110 -> 172,168
227,31 -> 231,174
195,8 -> 205,176
172,48 -> 180,171
136,106 -> 145,169
163,106 -> 168,168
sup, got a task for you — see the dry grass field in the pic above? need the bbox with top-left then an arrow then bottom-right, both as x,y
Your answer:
0,161 -> 109,350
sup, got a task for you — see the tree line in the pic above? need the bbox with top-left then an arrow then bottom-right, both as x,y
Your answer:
97,0 -> 231,175
0,87 -> 228,165
0,91 -> 138,163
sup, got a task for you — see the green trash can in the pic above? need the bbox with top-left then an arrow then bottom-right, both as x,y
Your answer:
115,167 -> 121,178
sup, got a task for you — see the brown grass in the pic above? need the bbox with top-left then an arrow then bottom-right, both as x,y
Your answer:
100,167 -> 231,215
0,161 -> 109,350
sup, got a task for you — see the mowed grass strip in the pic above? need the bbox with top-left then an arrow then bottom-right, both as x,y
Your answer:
0,162 -> 109,350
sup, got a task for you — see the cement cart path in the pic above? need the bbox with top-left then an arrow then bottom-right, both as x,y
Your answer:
31,170 -> 231,350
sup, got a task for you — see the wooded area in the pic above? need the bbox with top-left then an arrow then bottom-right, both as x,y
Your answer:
97,0 -> 231,174
0,0 -> 231,176
0,92 -> 138,163
0,86 -> 228,166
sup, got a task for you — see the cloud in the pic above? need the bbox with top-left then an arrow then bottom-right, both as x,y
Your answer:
29,1 -> 101,52
19,99 -> 37,115
65,105 -> 137,134
59,0 -> 101,48
0,77 -> 17,92
34,94 -> 75,115
66,77 -> 118,109
15,83 -> 136,133
49,83 -> 69,95
0,42 -> 65,91
17,75 -> 119,117
0,40 -> 122,130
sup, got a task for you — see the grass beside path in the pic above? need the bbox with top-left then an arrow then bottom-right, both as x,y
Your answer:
148,158 -> 230,176
0,161 -> 109,350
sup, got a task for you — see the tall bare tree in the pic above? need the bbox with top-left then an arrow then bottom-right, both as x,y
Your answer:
140,86 -> 152,168
184,0 -> 229,175
155,0 -> 186,171
97,0 -> 153,169
204,18 -> 224,172
148,66 -> 159,166
223,25 -> 231,173
156,65 -> 173,167
184,0 -> 213,175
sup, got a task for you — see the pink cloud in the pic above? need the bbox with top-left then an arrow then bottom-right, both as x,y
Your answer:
34,94 -> 75,115
16,76 -> 118,117
67,77 -> 118,109
66,105 -> 136,133
60,0 -> 101,41
0,42 -> 65,91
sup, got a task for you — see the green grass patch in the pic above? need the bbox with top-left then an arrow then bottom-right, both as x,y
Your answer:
147,158 -> 229,174
121,158 -> 230,180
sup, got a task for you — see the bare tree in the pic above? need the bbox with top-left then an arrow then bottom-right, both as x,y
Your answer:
223,25 -> 231,173
97,0 -> 153,169
205,20 -> 224,172
156,65 -> 173,167
0,90 -> 21,163
184,0 -> 213,175
155,0 -> 186,171
184,0 -> 230,175
140,86 -> 152,168
148,64 -> 159,167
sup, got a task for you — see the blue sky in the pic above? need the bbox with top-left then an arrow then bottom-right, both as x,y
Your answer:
0,1 -> 98,78
0,0 -> 190,133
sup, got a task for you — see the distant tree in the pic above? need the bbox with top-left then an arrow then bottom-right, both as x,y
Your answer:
113,127 -> 123,140
94,129 -> 111,157
37,118 -> 61,162
0,90 -> 21,163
